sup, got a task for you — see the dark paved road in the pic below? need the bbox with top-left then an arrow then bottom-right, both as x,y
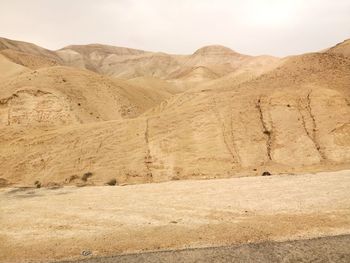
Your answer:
58,234 -> 350,263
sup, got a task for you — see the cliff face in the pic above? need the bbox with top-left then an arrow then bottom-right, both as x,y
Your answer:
0,38 -> 349,186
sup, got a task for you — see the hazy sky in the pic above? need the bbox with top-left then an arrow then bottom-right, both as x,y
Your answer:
1,0 -> 349,56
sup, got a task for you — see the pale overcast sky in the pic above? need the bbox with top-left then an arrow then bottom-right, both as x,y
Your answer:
1,0 -> 349,56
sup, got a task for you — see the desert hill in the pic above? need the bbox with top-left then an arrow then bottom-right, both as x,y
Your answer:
326,39 -> 350,57
1,37 -> 280,81
0,37 -> 349,187
57,43 -> 280,82
0,54 -> 29,80
56,44 -> 149,74
0,49 -> 60,69
0,66 -> 173,127
0,37 -> 62,69
0,37 -> 58,59
174,45 -> 249,76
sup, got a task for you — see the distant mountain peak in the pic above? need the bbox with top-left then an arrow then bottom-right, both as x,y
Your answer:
60,44 -> 147,56
193,45 -> 237,55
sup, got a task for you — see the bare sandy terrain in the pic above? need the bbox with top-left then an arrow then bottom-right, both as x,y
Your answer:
1,170 -> 349,263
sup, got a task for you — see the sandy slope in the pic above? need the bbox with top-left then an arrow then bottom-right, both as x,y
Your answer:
0,37 -> 57,58
0,37 -> 62,68
0,66 -> 173,128
0,54 -> 29,80
1,170 -> 349,263
2,53 -> 348,187
0,49 -> 61,69
326,39 -> 350,57
0,37 -> 349,186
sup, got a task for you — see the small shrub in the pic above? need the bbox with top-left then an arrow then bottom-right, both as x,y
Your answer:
262,171 -> 271,176
106,178 -> 117,186
34,180 -> 41,188
67,175 -> 79,183
82,172 -> 93,182
263,130 -> 271,135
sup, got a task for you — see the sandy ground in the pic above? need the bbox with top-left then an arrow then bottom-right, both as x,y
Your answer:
60,235 -> 350,263
1,170 -> 350,263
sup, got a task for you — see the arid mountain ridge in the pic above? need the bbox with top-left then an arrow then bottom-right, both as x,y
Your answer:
0,37 -> 280,79
0,37 -> 349,186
